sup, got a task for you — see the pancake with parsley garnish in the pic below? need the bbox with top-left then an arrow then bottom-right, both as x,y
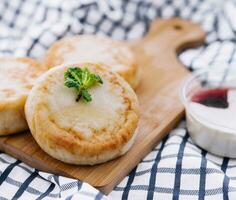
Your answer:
25,63 -> 139,165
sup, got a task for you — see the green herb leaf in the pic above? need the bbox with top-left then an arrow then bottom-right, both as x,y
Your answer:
64,67 -> 103,102
81,90 -> 92,102
64,78 -> 80,88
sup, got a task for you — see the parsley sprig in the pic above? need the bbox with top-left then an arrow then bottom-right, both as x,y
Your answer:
64,67 -> 103,102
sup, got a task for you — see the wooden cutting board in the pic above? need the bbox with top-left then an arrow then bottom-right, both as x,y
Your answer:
0,18 -> 205,195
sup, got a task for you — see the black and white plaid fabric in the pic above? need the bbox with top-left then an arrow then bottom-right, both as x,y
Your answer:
0,0 -> 236,199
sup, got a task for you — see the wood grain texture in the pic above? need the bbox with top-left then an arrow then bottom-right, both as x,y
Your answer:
0,18 -> 205,194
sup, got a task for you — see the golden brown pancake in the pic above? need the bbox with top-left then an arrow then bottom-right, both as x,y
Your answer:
25,63 -> 139,165
0,57 -> 45,135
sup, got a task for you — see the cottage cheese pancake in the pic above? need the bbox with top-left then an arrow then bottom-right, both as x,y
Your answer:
25,63 -> 139,165
44,35 -> 140,88
0,57 -> 44,135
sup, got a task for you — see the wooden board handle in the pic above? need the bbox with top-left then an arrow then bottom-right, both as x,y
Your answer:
140,18 -> 205,55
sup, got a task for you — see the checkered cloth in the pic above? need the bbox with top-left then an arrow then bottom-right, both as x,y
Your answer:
0,0 -> 236,199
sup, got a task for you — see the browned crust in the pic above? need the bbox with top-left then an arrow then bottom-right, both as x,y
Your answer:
28,63 -> 139,157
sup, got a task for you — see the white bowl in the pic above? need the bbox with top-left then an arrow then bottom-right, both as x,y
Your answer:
180,70 -> 236,157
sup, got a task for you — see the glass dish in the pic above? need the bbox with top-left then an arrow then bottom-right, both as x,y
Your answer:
180,69 -> 236,157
